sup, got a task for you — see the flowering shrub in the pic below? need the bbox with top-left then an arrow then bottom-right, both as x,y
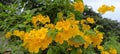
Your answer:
1,0 -> 119,54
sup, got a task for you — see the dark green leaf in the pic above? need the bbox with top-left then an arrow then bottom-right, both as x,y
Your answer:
70,35 -> 85,43
47,48 -> 53,54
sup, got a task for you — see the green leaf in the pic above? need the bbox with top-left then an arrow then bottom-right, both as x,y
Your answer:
25,10 -> 31,15
70,48 -> 77,54
85,29 -> 96,36
94,25 -> 103,30
47,48 -> 53,54
70,35 -> 85,43
17,24 -> 26,28
83,44 -> 96,54
74,0 -> 83,2
47,29 -> 58,40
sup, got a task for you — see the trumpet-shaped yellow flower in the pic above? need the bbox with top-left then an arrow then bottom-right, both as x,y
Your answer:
86,17 -> 95,24
13,30 -> 25,40
91,32 -> 103,47
55,20 -> 71,30
98,4 -> 115,14
97,45 -> 104,51
44,24 -> 54,28
77,49 -> 82,54
109,47 -> 117,54
110,5 -> 115,12
82,24 -> 91,31
5,32 -> 12,38
32,14 -> 50,26
73,1 -> 84,12
80,19 -> 86,24
101,51 -> 109,54
83,36 -> 92,48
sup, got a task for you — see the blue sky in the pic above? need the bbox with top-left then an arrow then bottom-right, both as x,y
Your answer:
83,0 -> 120,22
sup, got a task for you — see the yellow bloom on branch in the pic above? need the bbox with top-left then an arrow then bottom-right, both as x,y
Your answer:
82,24 -> 91,31
86,17 -> 95,24
101,51 -> 109,54
73,1 -> 84,13
80,19 -> 86,24
55,20 -> 71,30
12,27 -> 52,53
97,45 -> 104,51
5,32 -> 12,38
110,5 -> 115,12
109,47 -> 117,54
98,4 -> 115,14
32,14 -> 50,26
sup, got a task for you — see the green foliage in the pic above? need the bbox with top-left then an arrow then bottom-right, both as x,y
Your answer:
103,36 -> 120,54
47,29 -> 58,40
70,35 -> 85,43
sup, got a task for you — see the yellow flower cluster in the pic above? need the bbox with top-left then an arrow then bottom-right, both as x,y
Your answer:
21,27 -> 52,53
5,13 -> 117,54
55,13 -> 80,44
6,27 -> 52,53
32,14 -> 50,26
101,47 -> 117,54
73,1 -> 84,13
13,30 -> 25,39
98,4 -> 115,14
87,17 -> 95,24
66,17 -> 103,49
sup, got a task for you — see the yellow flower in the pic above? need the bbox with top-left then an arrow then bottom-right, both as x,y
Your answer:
91,32 -> 103,47
40,36 -> 52,50
109,48 -> 117,54
84,43 -> 89,48
110,5 -> 115,12
13,30 -> 25,40
73,1 -> 84,12
98,4 -> 115,14
101,51 -> 109,54
44,24 -> 54,28
83,36 -> 92,48
55,20 -> 71,30
55,32 -> 64,44
5,32 -> 12,38
32,14 -> 50,26
37,27 -> 48,39
32,16 -> 38,26
77,49 -> 82,54
82,24 -> 91,31
86,17 -> 95,24
55,23 -> 81,44
67,48 -> 72,51
97,45 -> 104,51
98,5 -> 108,14
39,16 -> 50,24
80,19 -> 86,24
13,27 -> 52,53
